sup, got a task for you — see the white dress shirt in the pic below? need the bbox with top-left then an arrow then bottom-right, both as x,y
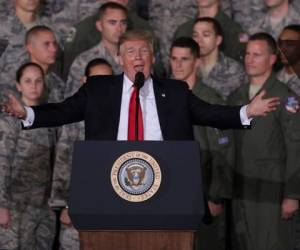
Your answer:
22,75 -> 251,137
117,75 -> 163,140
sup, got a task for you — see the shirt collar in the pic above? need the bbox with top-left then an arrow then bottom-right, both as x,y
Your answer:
123,74 -> 154,97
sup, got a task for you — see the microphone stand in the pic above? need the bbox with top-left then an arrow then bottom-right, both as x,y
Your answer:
135,86 -> 140,141
133,71 -> 144,141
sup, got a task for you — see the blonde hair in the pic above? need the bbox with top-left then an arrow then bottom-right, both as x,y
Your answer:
118,30 -> 154,54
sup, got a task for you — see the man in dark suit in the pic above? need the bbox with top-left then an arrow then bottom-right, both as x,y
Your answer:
1,30 -> 280,139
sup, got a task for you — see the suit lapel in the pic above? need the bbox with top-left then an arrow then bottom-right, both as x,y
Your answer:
110,74 -> 124,139
153,77 -> 168,139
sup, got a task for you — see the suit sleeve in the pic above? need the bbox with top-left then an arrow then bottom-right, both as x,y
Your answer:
30,83 -> 88,129
189,92 -> 244,129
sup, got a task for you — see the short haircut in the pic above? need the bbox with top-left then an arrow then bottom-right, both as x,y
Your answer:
170,37 -> 200,58
248,32 -> 278,55
25,25 -> 53,45
84,58 -> 112,77
282,24 -> 300,37
16,62 -> 45,83
97,2 -> 128,20
118,29 -> 154,53
193,17 -> 224,38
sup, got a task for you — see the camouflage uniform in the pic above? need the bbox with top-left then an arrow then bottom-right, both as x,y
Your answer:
247,4 -> 300,39
0,10 -> 64,78
0,50 -> 65,103
63,11 -> 152,80
198,52 -> 247,100
0,0 -> 12,19
49,0 -> 106,43
0,114 -> 56,249
229,73 -> 300,250
49,122 -> 85,250
277,68 -> 300,97
148,0 -> 198,70
191,80 -> 235,250
64,42 -> 122,97
173,10 -> 244,63
230,0 -> 266,31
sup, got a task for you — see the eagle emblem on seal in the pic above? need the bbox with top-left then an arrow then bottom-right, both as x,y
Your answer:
125,166 -> 147,187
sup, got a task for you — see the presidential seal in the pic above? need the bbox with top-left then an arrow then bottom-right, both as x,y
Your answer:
111,151 -> 162,202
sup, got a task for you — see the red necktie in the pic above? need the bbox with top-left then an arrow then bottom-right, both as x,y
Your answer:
128,86 -> 144,140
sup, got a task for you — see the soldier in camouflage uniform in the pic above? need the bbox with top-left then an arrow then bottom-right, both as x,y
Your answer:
64,2 -> 127,97
247,0 -> 300,39
0,0 -> 64,79
0,62 -> 56,249
173,0 -> 244,63
49,60 -> 113,250
63,0 -> 153,80
0,26 -> 65,103
192,17 -> 247,100
277,24 -> 300,97
169,37 -> 235,250
230,33 -> 300,250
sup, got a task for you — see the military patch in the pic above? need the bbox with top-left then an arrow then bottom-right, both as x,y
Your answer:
285,96 -> 299,113
0,39 -> 8,57
65,27 -> 77,43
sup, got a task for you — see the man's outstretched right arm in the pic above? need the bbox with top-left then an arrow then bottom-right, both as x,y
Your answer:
1,85 -> 87,129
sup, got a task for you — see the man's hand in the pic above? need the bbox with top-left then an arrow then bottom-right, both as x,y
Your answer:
1,93 -> 26,119
0,207 -> 11,229
281,198 -> 299,219
60,208 -> 73,227
208,201 -> 224,217
246,90 -> 280,118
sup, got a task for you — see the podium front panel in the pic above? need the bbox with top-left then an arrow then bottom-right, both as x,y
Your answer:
69,141 -> 204,230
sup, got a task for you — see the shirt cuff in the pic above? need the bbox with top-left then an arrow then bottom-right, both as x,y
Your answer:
21,106 -> 35,127
240,105 -> 252,126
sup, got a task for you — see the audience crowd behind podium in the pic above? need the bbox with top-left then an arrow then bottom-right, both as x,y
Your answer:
0,0 -> 300,249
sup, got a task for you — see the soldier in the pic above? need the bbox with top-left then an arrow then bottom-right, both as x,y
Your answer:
0,62 -> 56,249
192,17 -> 247,100
63,0 -> 152,80
0,26 -> 65,103
174,0 -> 244,63
170,36 -> 235,249
64,2 -> 127,97
49,59 -> 113,250
230,33 -> 300,250
0,0 -> 63,55
248,0 -> 300,39
277,25 -> 300,96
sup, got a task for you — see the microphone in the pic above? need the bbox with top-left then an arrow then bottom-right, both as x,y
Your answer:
134,71 -> 145,89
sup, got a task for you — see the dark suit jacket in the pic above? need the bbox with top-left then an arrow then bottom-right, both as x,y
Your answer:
31,74 -> 244,140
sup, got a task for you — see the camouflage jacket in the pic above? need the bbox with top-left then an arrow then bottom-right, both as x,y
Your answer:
0,114 -> 56,208
198,52 -> 247,100
64,42 -> 122,97
247,4 -> 300,39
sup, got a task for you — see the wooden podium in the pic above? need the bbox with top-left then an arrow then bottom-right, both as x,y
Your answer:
69,141 -> 204,250
79,231 -> 194,250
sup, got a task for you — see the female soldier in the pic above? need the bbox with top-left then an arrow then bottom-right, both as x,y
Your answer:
0,62 -> 56,249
